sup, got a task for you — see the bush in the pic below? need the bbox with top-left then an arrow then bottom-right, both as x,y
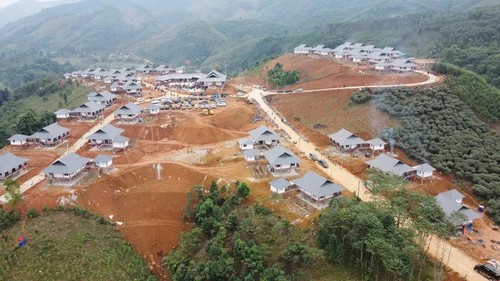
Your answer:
26,208 -> 39,219
350,90 -> 372,104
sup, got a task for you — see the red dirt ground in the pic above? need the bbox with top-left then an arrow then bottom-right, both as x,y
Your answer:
232,55 -> 428,90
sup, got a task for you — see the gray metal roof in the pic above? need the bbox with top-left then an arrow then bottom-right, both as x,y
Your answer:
365,153 -> 414,176
269,178 -> 291,191
367,138 -> 387,146
31,123 -> 69,139
0,153 -> 28,174
413,163 -> 435,173
55,109 -> 71,114
122,82 -> 142,91
88,91 -> 117,102
72,101 -> 105,114
94,154 -> 112,163
238,138 -> 253,146
116,103 -> 142,116
243,149 -> 260,158
328,128 -> 366,146
8,134 -> 29,142
198,70 -> 227,84
87,124 -> 124,141
248,126 -> 280,142
436,189 -> 480,224
389,59 -> 416,68
147,104 -> 161,111
156,73 -> 204,81
292,171 -> 344,199
44,153 -> 91,175
113,135 -> 129,143
263,146 -> 299,166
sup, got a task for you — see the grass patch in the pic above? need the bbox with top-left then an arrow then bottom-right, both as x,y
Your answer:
0,208 -> 156,281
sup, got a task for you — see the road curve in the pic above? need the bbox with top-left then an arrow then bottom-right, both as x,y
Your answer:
247,69 -> 484,280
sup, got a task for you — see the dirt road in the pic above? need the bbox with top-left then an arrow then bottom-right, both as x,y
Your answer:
0,113 -> 116,204
247,70 -> 484,280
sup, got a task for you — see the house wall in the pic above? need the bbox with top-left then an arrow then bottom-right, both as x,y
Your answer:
244,156 -> 257,162
270,186 -> 285,194
370,144 -> 385,151
113,141 -> 129,149
10,140 -> 26,146
417,171 -> 433,178
239,144 -> 254,150
97,161 -> 112,168
56,113 -> 70,119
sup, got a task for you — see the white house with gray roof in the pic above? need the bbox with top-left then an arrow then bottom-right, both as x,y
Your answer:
8,134 -> 29,147
243,149 -> 260,162
122,82 -> 142,96
294,44 -> 312,54
248,126 -> 280,147
112,135 -> 130,150
88,91 -> 117,107
87,124 -> 127,148
367,138 -> 387,151
30,123 -> 70,146
198,70 -> 227,89
388,59 -> 416,72
71,101 -> 105,120
413,163 -> 436,179
328,129 -> 366,150
436,189 -> 480,226
292,171 -> 344,209
0,153 -> 29,180
55,109 -> 71,119
238,138 -> 254,151
115,103 -> 142,123
263,145 -> 300,174
269,178 -> 292,194
365,153 -> 415,178
136,65 -> 153,74
44,153 -> 91,185
94,155 -> 113,169
146,104 -> 161,115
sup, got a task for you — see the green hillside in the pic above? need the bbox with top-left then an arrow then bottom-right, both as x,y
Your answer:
0,208 -> 155,280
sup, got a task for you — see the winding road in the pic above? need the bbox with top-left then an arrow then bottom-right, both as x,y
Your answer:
247,70 -> 484,281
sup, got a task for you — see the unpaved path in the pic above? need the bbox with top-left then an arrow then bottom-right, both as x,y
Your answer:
247,70 -> 484,281
0,113 -> 116,203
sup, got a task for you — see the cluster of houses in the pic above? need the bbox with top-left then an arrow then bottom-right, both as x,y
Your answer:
294,42 -> 417,72
155,69 -> 227,90
43,153 -> 113,185
238,126 -> 346,209
328,128 -> 435,180
56,91 -> 118,121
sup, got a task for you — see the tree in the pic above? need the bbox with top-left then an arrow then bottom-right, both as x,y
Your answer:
15,111 -> 38,135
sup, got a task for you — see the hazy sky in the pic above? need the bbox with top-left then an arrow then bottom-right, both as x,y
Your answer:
0,0 -> 57,8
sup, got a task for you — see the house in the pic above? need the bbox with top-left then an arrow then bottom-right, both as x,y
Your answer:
197,70 -> 227,89
375,63 -> 386,71
175,66 -> 186,74
154,65 -> 175,75
0,153 -> 29,180
44,153 -> 91,185
413,163 -> 436,179
63,73 -> 71,79
294,44 -> 312,54
248,126 -> 280,146
146,104 -> 161,115
122,82 -> 142,95
243,149 -> 260,162
136,65 -> 153,74
436,189 -> 481,226
269,178 -> 291,194
88,91 -> 118,107
292,171 -> 344,208
71,102 -> 105,120
30,123 -> 70,146
238,138 -> 254,151
155,73 -> 205,87
112,135 -> 130,150
94,155 -> 113,169
55,109 -> 71,119
115,103 -> 142,123
263,146 -> 300,174
110,82 -> 122,93
87,124 -> 126,148
328,129 -> 366,150
365,153 -> 415,178
388,59 -> 416,72
367,138 -> 387,151
8,134 -> 29,147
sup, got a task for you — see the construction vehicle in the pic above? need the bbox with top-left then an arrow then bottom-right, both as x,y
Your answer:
203,109 -> 215,116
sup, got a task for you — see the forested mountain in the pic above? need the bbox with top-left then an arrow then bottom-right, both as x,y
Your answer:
0,0 -> 80,28
0,0 -> 498,74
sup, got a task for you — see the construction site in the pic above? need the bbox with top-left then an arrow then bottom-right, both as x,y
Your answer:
1,55 -> 497,280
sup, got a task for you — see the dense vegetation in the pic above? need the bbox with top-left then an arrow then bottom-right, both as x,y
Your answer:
433,62 -> 500,121
319,170 -> 453,280
0,77 -> 89,147
0,207 -> 155,280
349,88 -> 372,105
373,87 -> 500,224
165,181 -> 357,281
267,63 -> 300,89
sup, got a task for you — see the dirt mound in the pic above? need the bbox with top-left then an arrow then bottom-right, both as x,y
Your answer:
209,99 -> 256,131
173,120 -> 244,145
77,163 -> 216,275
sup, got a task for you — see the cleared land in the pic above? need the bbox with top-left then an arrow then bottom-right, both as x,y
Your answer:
0,210 -> 154,281
233,55 -> 428,90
